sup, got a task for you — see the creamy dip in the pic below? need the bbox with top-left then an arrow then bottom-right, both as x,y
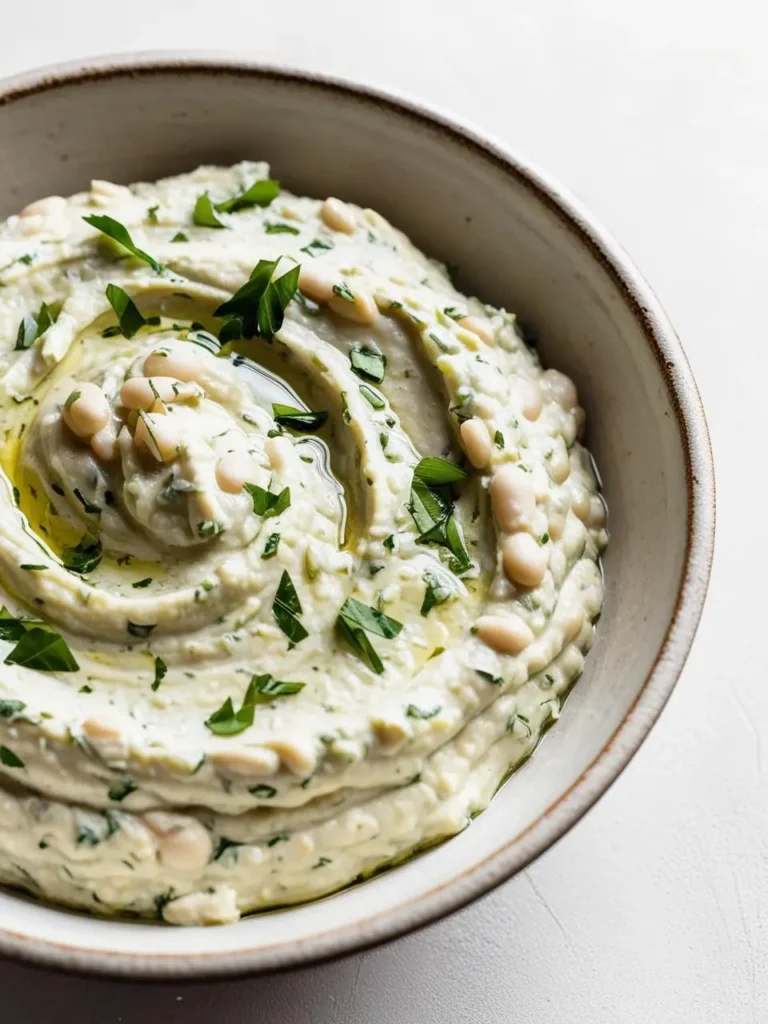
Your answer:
0,163 -> 606,925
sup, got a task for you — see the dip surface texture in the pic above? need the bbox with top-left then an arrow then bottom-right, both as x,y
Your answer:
0,163 -> 606,925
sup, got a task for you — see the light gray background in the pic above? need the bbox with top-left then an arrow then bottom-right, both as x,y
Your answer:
0,1 -> 759,1020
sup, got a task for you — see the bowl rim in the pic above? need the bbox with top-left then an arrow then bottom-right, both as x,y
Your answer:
0,51 -> 715,980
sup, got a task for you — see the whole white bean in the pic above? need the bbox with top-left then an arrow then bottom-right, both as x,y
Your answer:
298,263 -> 335,303
62,382 -> 110,439
216,453 -> 261,494
570,486 -> 591,521
501,532 -> 548,588
134,412 -> 179,463
21,195 -> 66,218
143,344 -> 204,383
120,376 -> 182,411
546,439 -> 571,484
458,315 -> 495,346
490,464 -> 536,532
460,417 -> 492,469
320,197 -> 356,234
475,613 -> 534,654
518,378 -> 543,421
143,812 -> 212,872
328,285 -> 377,324
542,368 -> 578,411
265,434 -> 293,472
587,496 -> 607,529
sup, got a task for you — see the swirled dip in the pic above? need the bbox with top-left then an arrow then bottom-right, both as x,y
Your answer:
0,164 -> 606,925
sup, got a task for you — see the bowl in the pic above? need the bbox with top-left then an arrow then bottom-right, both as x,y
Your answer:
0,52 -> 714,978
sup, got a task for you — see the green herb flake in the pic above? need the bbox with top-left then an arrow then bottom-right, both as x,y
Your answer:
15,301 -> 60,351
262,533 -> 280,559
476,669 -> 503,686
126,621 -> 156,639
246,673 -> 305,704
132,577 -> 153,589
443,306 -> 464,321
383,534 -> 396,552
62,537 -> 102,575
215,178 -> 280,214
244,483 -> 290,519
197,520 -> 224,538
359,384 -> 386,410
20,564 -> 46,571
350,347 -> 386,383
193,192 -> 227,229
82,214 -> 163,273
300,239 -> 333,257
0,699 -> 25,719
265,222 -> 299,235
73,488 -> 101,515
332,281 -> 355,303
146,205 -> 159,224
108,779 -> 137,802
272,571 -> 308,646
413,457 -> 467,486
170,231 -> 188,243
152,656 -> 167,692
79,685 -> 93,694
272,404 -> 328,432
215,259 -> 299,340
494,430 -> 505,449
249,783 -> 278,798
405,704 -> 442,720
4,627 -> 79,672
420,570 -> 451,617
336,597 -> 402,674
0,746 -> 24,768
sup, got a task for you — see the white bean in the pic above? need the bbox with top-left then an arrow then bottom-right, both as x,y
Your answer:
143,812 -> 212,872
501,532 -> 548,588
267,738 -> 316,775
265,434 -> 293,472
62,382 -> 110,439
475,613 -> 534,654
143,344 -> 204,383
21,196 -> 66,218
587,496 -> 607,529
518,378 -> 542,421
298,263 -> 335,303
543,368 -> 578,411
458,315 -> 495,347
320,197 -> 356,234
162,886 -> 240,926
216,453 -> 260,494
209,748 -> 281,776
460,417 -> 492,469
490,464 -> 536,532
570,486 -> 591,521
134,412 -> 179,463
328,285 -> 377,324
120,376 -> 182,411
546,439 -> 571,484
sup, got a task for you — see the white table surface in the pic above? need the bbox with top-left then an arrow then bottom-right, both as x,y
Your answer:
0,1 -> 759,1020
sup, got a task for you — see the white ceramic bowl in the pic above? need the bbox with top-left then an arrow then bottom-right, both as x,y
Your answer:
0,53 -> 714,978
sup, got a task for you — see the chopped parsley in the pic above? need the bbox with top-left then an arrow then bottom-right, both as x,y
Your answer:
494,431 -> 505,449
152,656 -> 167,691
105,283 -> 153,339
15,301 -> 59,351
336,597 -> 402,674
244,483 -> 290,519
272,571 -> 308,646
265,222 -> 299,235
359,384 -> 386,410
405,704 -> 442,720
62,536 -> 102,575
193,193 -> 227,229
197,520 -> 224,538
262,533 -> 280,559
350,346 -> 386,383
300,239 -> 333,257
272,404 -> 328,432
332,281 -> 355,303
73,488 -> 101,515
82,214 -> 163,273
215,178 -> 279,213
420,569 -> 451,616
249,783 -> 277,798
4,626 -> 79,672
0,746 -> 24,768
170,231 -> 188,243
108,778 -> 137,802
131,577 -> 153,588
215,258 -> 300,341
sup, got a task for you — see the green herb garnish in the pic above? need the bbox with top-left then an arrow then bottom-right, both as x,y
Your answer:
170,231 -> 188,243
132,577 -> 153,588
262,533 -> 280,559
476,669 -> 503,686
405,704 -> 442,720
0,746 -> 24,768
420,569 -> 451,616
249,783 -> 277,798
15,301 -> 59,351
272,571 -> 308,647
82,214 -> 163,273
265,222 -> 299,235
193,193 -> 227,229
197,520 -> 224,538
62,537 -> 102,575
300,239 -> 333,257
73,488 -> 101,515
152,656 -> 167,692
105,283 -> 149,339
4,626 -> 78,672
0,700 -> 25,719
332,281 -> 355,303
494,431 -> 505,449
413,457 -> 467,486
215,259 -> 299,340
350,347 -> 386,383
215,178 -> 279,214
359,384 -> 386,410
272,404 -> 328,432
20,564 -> 46,571
336,597 -> 402,674
127,621 -> 156,639
108,778 -> 136,802
244,483 -> 290,519
246,673 -> 305,703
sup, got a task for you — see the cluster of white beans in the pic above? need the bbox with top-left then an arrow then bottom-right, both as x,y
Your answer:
61,345 -> 259,496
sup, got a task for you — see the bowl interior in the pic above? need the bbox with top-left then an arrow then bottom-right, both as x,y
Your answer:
0,61 -> 709,975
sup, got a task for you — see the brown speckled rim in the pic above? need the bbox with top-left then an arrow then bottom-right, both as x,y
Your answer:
0,52 -> 715,981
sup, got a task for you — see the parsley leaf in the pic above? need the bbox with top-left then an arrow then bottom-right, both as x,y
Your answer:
359,384 -> 386,410
108,778 -> 136,802
15,301 -> 60,351
193,193 -> 227,228
262,532 -> 280,559
244,483 -> 290,518
413,457 -> 467,486
245,673 -> 304,704
405,704 -> 442,720
105,283 -> 148,338
265,222 -> 299,235
205,695 -> 253,736
215,178 -> 279,214
421,569 -> 452,616
272,404 -> 328,432
300,239 -> 333,257
171,231 -> 188,243
4,626 -> 79,671
0,746 -> 24,768
336,597 -> 402,674
82,214 -> 163,273
61,537 -> 102,575
197,520 -> 224,538
215,259 -> 299,340
350,347 -> 386,383
272,571 -> 308,646
152,656 -> 167,692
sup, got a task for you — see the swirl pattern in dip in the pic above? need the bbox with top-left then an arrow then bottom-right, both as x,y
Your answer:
0,163 -> 607,925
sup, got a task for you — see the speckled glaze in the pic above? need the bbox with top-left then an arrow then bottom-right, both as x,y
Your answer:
0,52 -> 714,978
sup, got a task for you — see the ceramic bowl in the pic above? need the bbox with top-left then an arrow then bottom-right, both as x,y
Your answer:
0,53 -> 714,978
